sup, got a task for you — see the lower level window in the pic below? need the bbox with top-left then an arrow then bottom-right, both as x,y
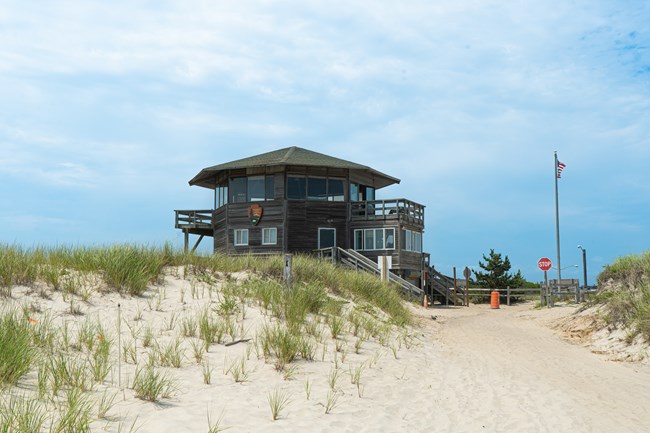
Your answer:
354,228 -> 395,251
402,229 -> 422,252
234,229 -> 249,246
262,227 -> 277,245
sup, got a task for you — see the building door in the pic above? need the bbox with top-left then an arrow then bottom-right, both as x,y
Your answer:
318,228 -> 336,250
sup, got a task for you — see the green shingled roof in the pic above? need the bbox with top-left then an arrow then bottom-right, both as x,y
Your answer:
189,146 -> 400,189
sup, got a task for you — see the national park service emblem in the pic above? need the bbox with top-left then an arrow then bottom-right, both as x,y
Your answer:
248,204 -> 263,226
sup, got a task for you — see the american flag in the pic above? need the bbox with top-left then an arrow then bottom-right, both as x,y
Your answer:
557,160 -> 566,178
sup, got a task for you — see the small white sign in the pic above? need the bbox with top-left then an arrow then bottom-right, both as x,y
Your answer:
378,256 -> 393,272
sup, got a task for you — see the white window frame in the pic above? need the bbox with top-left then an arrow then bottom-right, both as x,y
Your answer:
385,228 -> 395,249
318,228 -> 337,249
262,227 -> 277,245
402,229 -> 422,252
353,228 -> 396,251
234,229 -> 249,246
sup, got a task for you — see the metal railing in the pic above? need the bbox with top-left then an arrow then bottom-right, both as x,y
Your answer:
350,198 -> 424,225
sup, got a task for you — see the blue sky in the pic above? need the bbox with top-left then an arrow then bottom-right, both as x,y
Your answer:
1,1 -> 648,285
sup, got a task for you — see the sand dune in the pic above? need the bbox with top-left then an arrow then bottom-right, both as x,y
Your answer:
4,270 -> 650,433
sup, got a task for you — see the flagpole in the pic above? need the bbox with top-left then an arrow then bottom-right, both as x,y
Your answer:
554,151 -> 562,297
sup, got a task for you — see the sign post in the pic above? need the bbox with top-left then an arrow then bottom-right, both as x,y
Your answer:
464,267 -> 470,307
538,258 -> 553,308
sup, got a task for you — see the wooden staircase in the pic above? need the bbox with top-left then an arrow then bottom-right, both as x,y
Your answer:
319,247 -> 424,298
426,266 -> 465,305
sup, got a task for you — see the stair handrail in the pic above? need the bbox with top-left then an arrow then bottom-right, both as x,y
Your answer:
336,248 -> 423,297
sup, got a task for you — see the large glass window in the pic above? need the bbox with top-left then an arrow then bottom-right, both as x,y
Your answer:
350,182 -> 359,202
365,186 -> 375,201
262,227 -> 277,245
307,178 -> 327,201
328,179 -> 345,201
265,175 -> 275,200
230,177 -> 247,203
229,176 -> 274,203
289,176 -> 345,201
385,228 -> 395,249
234,229 -> 248,246
247,176 -> 266,202
287,176 -> 306,199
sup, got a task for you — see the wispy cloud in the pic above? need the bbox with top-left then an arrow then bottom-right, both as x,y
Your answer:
0,0 -> 648,282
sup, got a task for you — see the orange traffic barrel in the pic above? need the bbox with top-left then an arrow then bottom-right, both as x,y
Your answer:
490,290 -> 500,309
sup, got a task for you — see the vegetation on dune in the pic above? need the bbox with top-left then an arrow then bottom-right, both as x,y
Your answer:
0,310 -> 37,387
593,251 -> 650,342
0,243 -> 411,325
0,242 -> 416,430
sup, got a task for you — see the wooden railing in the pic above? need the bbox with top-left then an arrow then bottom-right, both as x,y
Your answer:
174,210 -> 213,229
465,287 -> 545,306
427,267 -> 464,305
316,247 -> 424,298
350,199 -> 424,226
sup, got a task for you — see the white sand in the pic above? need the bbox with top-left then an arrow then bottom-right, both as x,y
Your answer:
6,272 -> 650,433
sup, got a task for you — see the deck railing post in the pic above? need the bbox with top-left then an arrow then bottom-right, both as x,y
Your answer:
507,286 -> 511,306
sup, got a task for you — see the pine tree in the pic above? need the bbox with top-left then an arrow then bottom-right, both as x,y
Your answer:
473,249 -> 525,291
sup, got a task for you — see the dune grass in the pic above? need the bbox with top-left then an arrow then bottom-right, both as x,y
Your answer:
0,309 -> 37,387
0,242 -> 415,429
595,251 -> 650,342
0,244 -> 411,325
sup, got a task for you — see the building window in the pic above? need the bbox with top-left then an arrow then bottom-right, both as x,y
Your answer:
328,179 -> 345,201
353,228 -> 395,251
247,176 -> 266,202
385,229 -> 395,249
265,175 -> 275,200
215,185 -> 229,208
402,229 -> 422,253
287,176 -> 306,199
262,227 -> 277,245
354,229 -> 364,250
230,177 -> 247,203
288,176 -> 346,201
350,182 -> 359,201
307,177 -> 327,201
229,176 -> 275,203
234,229 -> 248,246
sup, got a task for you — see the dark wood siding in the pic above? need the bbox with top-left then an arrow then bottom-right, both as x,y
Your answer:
213,206 -> 228,252
286,201 -> 348,252
215,201 -> 285,254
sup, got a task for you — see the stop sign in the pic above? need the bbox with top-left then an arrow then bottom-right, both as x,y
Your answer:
538,257 -> 552,271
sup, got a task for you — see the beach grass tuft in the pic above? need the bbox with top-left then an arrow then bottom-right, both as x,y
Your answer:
0,309 -> 37,386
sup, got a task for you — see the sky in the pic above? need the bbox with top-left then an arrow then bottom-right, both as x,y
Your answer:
1,1 -> 649,285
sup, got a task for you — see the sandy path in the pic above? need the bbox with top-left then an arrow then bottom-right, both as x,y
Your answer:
418,303 -> 650,433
